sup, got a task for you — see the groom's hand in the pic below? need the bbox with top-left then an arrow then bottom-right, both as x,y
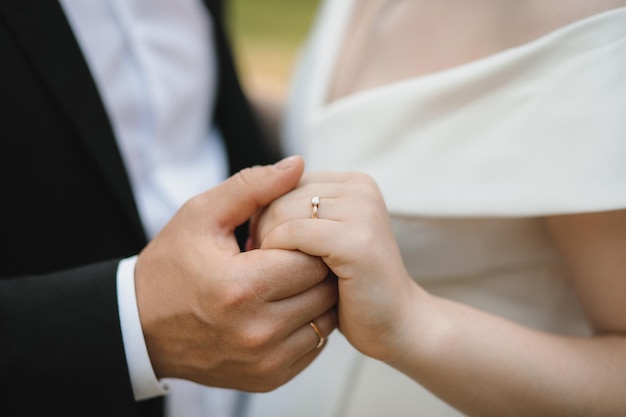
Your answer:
135,156 -> 337,392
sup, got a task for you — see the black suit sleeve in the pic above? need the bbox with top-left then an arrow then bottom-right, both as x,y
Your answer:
0,260 -> 148,416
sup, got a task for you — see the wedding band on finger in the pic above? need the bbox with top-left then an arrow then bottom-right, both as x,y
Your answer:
311,196 -> 320,219
308,320 -> 326,349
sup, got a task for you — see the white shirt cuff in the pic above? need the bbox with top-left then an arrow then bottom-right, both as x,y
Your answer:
117,256 -> 171,401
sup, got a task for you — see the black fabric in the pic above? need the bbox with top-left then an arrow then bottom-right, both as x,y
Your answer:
207,1 -> 281,248
0,0 -> 271,415
210,3 -> 280,172
0,262 -> 140,416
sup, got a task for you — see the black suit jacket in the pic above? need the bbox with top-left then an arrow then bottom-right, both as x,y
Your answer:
0,1 -> 276,415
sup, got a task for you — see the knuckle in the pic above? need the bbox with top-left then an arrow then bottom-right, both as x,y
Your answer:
222,280 -> 257,309
249,358 -> 290,392
346,171 -> 373,184
182,193 -> 204,214
255,353 -> 282,376
239,323 -> 273,350
234,167 -> 257,190
363,173 -> 378,187
355,180 -> 379,197
354,227 -> 378,250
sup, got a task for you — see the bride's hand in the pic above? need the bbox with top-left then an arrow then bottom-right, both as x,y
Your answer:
253,171 -> 423,361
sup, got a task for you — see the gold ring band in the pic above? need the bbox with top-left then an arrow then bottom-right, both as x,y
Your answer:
308,320 -> 325,349
311,196 -> 320,219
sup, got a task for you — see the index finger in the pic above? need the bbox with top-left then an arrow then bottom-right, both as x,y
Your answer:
238,248 -> 329,301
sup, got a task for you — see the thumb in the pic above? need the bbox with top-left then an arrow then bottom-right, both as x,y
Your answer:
208,155 -> 304,230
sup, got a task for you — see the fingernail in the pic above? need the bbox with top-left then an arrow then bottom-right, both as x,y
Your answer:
273,156 -> 297,170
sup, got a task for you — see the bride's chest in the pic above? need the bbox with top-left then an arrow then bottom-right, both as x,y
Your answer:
327,0 -> 623,103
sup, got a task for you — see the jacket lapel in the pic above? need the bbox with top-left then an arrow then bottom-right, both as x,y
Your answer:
0,1 -> 146,241
201,0 -> 278,172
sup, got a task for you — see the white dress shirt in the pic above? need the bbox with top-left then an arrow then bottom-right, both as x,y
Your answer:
59,1 -> 237,416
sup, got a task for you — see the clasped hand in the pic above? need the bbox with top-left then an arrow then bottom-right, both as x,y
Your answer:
133,157 -> 419,393
134,156 -> 338,392
252,171 -> 420,362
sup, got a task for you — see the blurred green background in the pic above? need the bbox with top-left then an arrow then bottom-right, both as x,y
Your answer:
227,0 -> 321,99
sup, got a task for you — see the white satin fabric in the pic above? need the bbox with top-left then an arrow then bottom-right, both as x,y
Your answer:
244,2 -> 626,417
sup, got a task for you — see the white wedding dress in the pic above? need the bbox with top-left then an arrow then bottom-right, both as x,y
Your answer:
244,2 -> 626,416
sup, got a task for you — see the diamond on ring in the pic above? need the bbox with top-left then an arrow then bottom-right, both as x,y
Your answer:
311,196 -> 320,219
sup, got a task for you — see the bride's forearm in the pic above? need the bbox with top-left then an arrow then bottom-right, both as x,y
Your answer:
389,291 -> 626,417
